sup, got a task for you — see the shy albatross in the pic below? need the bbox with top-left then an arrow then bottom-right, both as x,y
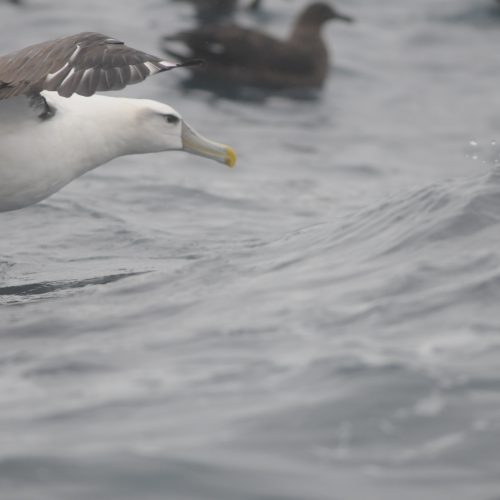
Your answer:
162,2 -> 353,90
0,32 -> 236,212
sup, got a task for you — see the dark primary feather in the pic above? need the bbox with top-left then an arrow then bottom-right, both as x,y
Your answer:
0,32 -> 194,100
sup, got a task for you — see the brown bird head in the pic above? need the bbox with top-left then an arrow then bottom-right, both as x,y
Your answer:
298,2 -> 354,26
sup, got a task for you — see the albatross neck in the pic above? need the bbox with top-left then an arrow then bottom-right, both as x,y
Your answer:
47,93 -> 151,175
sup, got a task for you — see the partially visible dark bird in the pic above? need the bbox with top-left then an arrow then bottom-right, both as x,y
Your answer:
172,0 -> 261,21
162,2 -> 353,90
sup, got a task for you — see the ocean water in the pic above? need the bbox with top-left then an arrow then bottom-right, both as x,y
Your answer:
1,0 -> 500,499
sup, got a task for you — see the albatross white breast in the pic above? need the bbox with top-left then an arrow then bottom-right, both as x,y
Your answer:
0,32 -> 236,212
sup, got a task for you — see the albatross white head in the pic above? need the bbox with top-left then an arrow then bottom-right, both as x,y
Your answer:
130,99 -> 236,168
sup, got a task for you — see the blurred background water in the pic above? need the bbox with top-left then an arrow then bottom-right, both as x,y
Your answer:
1,0 -> 500,499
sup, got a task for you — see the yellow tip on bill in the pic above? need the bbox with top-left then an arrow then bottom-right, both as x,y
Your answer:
225,146 -> 237,168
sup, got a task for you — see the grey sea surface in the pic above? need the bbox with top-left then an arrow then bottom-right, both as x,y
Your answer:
2,0 -> 500,499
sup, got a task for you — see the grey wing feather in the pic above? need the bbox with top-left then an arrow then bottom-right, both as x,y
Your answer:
0,32 -> 182,99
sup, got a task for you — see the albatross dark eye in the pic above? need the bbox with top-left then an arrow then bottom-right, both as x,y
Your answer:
164,114 -> 180,124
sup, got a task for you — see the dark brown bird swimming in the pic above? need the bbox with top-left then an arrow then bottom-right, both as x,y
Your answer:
162,2 -> 353,90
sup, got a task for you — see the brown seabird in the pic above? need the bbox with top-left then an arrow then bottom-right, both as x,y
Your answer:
0,32 -> 236,212
162,2 -> 353,90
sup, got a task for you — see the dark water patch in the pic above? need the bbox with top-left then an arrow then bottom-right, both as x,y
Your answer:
0,272 -> 146,301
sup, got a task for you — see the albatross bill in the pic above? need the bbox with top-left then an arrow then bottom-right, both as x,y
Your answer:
182,122 -> 236,167
0,32 -> 236,213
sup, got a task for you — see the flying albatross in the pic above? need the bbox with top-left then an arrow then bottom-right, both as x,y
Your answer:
0,32 -> 236,213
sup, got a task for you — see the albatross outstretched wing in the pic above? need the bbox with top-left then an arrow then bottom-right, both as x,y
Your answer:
0,32 -> 199,99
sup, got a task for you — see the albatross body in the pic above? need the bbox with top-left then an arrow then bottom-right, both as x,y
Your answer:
0,32 -> 236,212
